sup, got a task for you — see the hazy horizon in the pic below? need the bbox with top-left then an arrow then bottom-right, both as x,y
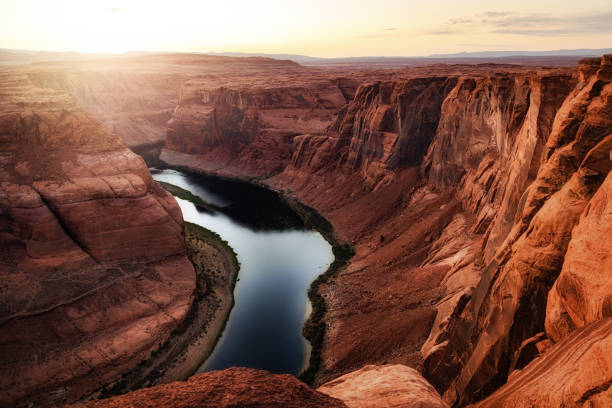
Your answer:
2,46 -> 612,61
1,1 -> 611,58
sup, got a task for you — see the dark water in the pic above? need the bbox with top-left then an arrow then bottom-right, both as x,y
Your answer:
151,169 -> 333,375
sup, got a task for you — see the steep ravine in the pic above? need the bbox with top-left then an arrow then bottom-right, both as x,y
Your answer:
160,56 -> 612,406
0,70 -> 214,407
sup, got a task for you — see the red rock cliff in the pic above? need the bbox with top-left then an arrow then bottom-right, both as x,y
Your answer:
164,73 -> 347,177
160,57 -> 612,406
0,71 -> 196,407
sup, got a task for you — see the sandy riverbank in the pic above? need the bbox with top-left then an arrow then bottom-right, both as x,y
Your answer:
154,222 -> 239,383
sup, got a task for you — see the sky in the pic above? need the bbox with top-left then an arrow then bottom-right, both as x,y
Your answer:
1,0 -> 611,57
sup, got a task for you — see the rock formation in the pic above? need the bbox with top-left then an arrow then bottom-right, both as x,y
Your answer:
164,71 -> 348,177
472,318 -> 612,407
72,367 -> 348,408
70,365 -> 451,408
318,364 -> 448,408
160,55 -> 612,406
0,71 -> 195,407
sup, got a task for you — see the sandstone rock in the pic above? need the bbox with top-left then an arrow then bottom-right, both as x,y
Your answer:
328,77 -> 458,189
546,166 -> 612,342
318,364 -> 448,408
0,69 -> 195,407
72,368 -> 347,408
472,318 -> 612,408
425,55 -> 612,406
165,76 -> 347,177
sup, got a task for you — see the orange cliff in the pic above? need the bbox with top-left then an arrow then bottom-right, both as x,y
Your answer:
0,72 -> 196,407
159,56 -> 612,406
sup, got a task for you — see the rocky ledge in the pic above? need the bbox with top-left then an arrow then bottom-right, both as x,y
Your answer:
70,364 -> 452,408
71,367 -> 348,408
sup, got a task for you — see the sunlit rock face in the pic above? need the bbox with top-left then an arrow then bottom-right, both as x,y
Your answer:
0,71 -> 195,407
318,364 -> 449,408
428,56 -> 612,406
163,56 -> 612,406
471,318 -> 612,408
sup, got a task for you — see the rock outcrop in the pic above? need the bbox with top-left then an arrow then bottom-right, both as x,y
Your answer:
3,51 -> 611,407
0,71 -> 195,407
472,318 -> 612,407
318,364 -> 448,408
72,367 -> 348,408
160,55 -> 612,406
164,72 -> 347,177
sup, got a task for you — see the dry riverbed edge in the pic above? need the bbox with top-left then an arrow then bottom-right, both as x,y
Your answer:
89,219 -> 239,401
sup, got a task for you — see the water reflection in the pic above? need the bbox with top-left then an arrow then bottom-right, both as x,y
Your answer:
152,169 -> 333,375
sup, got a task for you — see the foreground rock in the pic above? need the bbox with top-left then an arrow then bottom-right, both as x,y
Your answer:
318,364 -> 448,408
72,368 -> 347,408
0,72 -> 195,406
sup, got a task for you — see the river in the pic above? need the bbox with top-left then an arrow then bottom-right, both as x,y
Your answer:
151,168 -> 333,375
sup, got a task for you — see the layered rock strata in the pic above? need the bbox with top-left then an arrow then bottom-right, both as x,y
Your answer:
164,75 -> 348,177
162,56 -> 612,405
0,72 -> 195,407
318,364 -> 448,408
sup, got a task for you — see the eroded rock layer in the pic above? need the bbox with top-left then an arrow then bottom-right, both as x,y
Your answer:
472,318 -> 612,407
0,71 -> 195,407
164,73 -> 348,177
162,56 -> 612,406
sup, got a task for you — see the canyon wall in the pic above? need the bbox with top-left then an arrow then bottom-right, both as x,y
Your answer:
21,54 -> 309,150
162,56 -> 612,405
0,71 -> 196,406
164,76 -> 347,177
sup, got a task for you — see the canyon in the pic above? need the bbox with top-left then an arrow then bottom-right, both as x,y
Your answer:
0,52 -> 611,407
